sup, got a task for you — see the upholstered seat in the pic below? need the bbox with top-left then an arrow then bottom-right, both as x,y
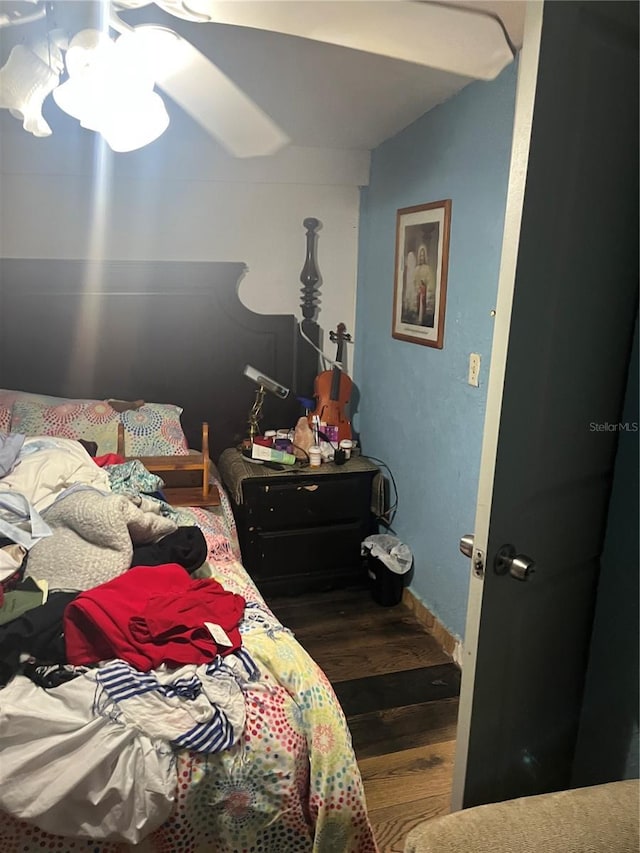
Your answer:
405,780 -> 639,853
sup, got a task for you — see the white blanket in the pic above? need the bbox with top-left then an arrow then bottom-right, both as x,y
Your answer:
0,674 -> 176,842
0,437 -> 111,511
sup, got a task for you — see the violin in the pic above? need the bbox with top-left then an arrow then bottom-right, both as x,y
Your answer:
309,323 -> 353,443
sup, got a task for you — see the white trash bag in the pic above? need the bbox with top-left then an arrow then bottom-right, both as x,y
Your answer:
361,534 -> 413,575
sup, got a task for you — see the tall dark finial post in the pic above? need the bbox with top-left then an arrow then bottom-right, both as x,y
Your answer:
300,217 -> 320,322
296,217 -> 322,399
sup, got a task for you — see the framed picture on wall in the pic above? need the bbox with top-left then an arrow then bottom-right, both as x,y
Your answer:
392,199 -> 452,348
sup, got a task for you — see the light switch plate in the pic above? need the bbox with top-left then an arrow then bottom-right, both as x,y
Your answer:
468,353 -> 481,387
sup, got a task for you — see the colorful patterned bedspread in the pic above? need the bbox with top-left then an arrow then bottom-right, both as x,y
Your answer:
0,475 -> 378,853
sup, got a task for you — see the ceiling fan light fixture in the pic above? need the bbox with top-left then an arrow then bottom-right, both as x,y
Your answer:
52,26 -> 170,151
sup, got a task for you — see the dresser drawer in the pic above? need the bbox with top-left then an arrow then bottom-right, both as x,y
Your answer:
249,522 -> 364,580
243,474 -> 373,530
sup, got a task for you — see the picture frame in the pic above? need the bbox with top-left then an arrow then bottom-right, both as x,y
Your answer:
392,199 -> 452,348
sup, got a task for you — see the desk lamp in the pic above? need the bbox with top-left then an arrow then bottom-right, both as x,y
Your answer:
243,365 -> 290,442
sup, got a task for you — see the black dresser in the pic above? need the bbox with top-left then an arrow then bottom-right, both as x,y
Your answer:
217,448 -> 380,595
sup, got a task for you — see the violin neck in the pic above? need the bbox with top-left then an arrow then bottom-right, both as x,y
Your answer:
330,339 -> 346,401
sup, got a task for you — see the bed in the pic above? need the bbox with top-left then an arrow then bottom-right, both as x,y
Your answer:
0,233 -> 378,852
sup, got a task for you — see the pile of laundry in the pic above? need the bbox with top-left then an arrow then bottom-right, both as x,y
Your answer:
0,434 -> 260,843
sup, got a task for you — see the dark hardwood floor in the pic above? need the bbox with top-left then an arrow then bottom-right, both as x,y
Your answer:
265,584 -> 461,852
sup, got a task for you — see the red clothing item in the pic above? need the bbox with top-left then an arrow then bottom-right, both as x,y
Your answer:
64,563 -> 246,671
93,453 -> 126,467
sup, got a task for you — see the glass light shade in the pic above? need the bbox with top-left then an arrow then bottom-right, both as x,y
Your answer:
52,27 -> 170,151
64,29 -> 115,78
53,30 -> 117,125
0,44 -> 60,137
52,75 -> 93,122
101,91 -> 170,152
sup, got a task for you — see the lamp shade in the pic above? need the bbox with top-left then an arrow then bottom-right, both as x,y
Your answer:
0,44 -> 60,136
52,27 -> 170,151
100,90 -> 170,152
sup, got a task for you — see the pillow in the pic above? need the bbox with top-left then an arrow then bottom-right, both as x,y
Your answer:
10,399 -> 189,457
0,405 -> 11,434
120,403 -> 189,456
11,399 -> 120,454
0,388 -> 78,409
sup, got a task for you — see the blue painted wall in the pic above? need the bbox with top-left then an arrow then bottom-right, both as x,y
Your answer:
354,64 -> 517,640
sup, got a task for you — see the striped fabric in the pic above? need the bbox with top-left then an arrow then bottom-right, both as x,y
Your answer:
95,651 -> 258,754
173,705 -> 233,753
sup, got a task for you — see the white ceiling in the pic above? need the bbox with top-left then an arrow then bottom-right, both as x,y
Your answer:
0,1 -> 526,153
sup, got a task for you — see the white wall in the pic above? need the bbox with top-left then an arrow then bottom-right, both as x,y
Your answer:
0,113 -> 369,356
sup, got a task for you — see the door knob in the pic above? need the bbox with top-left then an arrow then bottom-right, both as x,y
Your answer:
494,544 -> 535,581
459,534 -> 474,558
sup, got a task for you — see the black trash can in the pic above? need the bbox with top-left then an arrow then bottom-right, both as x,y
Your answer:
361,535 -> 413,607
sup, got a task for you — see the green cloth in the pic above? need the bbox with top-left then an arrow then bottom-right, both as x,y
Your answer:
0,579 -> 44,626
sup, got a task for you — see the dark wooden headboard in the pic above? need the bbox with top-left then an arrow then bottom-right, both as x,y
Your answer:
0,223 -> 322,461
